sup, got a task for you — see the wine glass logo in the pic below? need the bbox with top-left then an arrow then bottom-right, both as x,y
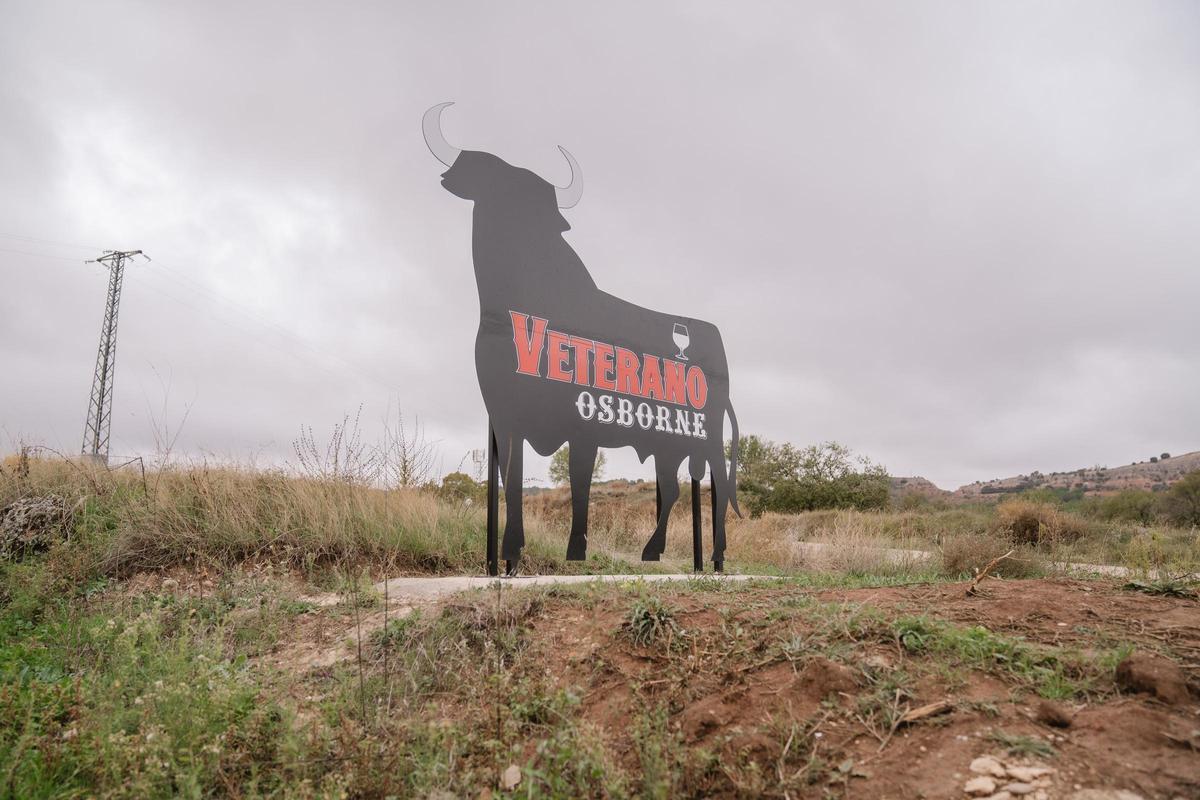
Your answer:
672,322 -> 690,361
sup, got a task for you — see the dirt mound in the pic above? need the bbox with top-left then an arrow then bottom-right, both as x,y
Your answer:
260,575 -> 1200,797
1116,652 -> 1193,705
545,579 -> 1197,796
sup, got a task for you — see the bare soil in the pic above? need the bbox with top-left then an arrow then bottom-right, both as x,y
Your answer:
154,569 -> 1200,798
469,577 -> 1195,798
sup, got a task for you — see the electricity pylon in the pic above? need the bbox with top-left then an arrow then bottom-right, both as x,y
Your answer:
82,249 -> 148,464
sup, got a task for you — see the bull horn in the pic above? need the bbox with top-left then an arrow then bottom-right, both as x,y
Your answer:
555,146 -> 583,209
422,102 -> 461,167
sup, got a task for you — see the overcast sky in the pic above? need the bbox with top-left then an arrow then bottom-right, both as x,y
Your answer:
2,1 -> 1197,490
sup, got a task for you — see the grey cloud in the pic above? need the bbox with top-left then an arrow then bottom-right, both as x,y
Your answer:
2,0 -> 1197,489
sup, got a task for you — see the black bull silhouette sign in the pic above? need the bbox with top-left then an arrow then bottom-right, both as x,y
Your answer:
423,102 -> 741,574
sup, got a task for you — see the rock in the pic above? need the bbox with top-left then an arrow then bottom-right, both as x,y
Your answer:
864,653 -> 894,670
1002,783 -> 1035,795
970,755 -> 1007,777
1066,791 -> 1145,800
1115,652 -> 1191,705
965,776 -> 997,795
0,494 -> 73,561
501,764 -> 521,790
1006,766 -> 1054,782
1035,699 -> 1072,728
981,794 -> 1013,800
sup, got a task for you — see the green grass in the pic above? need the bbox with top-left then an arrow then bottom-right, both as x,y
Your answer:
3,454 -> 1190,798
0,553 -> 1166,799
0,566 -> 307,798
892,615 -> 1132,699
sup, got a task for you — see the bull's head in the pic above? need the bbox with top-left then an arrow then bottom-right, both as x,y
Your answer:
422,102 -> 583,212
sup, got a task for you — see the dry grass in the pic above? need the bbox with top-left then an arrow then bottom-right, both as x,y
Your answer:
940,532 -> 1045,578
0,456 -> 653,578
993,499 -> 1090,546
3,454 -> 1195,582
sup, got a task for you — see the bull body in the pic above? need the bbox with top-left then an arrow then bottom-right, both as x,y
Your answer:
428,114 -> 739,567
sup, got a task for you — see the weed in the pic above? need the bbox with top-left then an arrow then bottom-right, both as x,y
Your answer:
624,595 -> 683,648
1121,578 -> 1198,599
522,720 -> 628,798
633,705 -> 684,799
892,616 -> 1123,699
0,580 -> 305,798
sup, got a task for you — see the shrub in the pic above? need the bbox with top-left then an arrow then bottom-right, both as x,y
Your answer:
994,500 -> 1090,547
736,438 -> 890,516
1161,471 -> 1200,527
1096,489 -> 1158,524
940,532 -> 1044,578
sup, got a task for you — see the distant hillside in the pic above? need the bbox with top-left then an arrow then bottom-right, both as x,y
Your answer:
888,476 -> 951,503
955,449 -> 1200,499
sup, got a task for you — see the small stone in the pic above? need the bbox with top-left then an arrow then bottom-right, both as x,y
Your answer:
965,776 -> 997,796
970,756 -> 1008,777
1006,766 -> 1054,782
1003,783 -> 1035,795
501,764 -> 521,790
981,794 -> 1013,800
1066,791 -> 1145,800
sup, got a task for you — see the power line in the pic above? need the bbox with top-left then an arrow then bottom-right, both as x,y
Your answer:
6,231 -> 400,395
149,257 -> 401,392
0,245 -> 84,262
0,231 -> 100,251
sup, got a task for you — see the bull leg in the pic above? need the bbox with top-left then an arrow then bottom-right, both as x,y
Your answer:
565,441 -> 596,561
689,455 -> 707,573
641,458 -> 681,561
497,432 -> 524,569
710,455 -> 728,571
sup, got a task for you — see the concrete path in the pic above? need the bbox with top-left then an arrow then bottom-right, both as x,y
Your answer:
277,573 -> 765,671
791,539 -> 1176,579
375,572 -> 765,603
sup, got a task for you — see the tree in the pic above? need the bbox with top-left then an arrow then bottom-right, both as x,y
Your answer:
1161,470 -> 1200,527
548,446 -> 607,487
731,437 -> 890,516
438,471 -> 485,504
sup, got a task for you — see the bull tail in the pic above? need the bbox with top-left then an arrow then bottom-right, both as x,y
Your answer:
726,401 -> 742,518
